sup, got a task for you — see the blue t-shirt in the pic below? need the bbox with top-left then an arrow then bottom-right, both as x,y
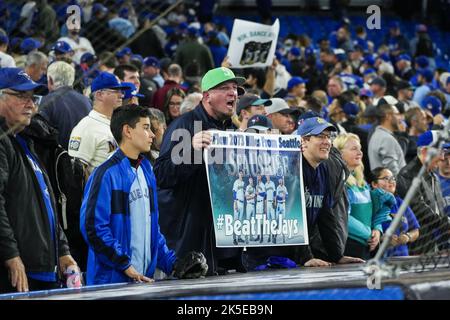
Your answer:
438,173 -> 450,217
16,136 -> 57,282
382,196 -> 420,257
302,157 -> 333,227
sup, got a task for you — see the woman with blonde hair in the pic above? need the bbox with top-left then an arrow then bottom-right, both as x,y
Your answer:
334,133 -> 393,259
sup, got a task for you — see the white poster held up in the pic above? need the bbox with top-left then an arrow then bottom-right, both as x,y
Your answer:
227,18 -> 280,68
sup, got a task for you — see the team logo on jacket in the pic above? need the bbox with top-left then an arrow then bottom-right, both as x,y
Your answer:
69,137 -> 81,151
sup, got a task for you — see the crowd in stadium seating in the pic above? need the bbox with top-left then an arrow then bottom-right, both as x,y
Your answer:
1,0 -> 450,293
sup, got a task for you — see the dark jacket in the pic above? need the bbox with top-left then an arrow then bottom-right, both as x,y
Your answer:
310,147 -> 350,262
396,157 -> 450,254
0,117 -> 70,277
174,38 -> 215,76
39,86 -> 92,150
154,104 -> 243,275
23,114 -> 87,271
130,28 -> 165,60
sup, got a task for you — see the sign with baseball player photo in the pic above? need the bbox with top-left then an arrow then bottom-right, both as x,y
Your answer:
204,131 -> 308,247
227,18 -> 280,68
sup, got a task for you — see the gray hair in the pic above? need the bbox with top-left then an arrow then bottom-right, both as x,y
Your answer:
47,61 -> 75,88
148,107 -> 166,124
25,51 -> 48,68
180,92 -> 202,114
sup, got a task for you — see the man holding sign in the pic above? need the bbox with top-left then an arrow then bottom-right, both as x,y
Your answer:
154,67 -> 247,276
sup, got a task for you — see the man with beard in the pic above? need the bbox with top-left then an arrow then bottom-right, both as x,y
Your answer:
368,104 -> 406,176
404,107 -> 428,163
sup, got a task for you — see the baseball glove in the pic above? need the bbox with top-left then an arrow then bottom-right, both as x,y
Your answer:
173,251 -> 208,279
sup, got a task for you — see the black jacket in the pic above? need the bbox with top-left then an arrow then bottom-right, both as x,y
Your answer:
310,147 -> 350,262
0,118 -> 70,276
396,157 -> 450,254
154,104 -> 243,275
23,114 -> 87,271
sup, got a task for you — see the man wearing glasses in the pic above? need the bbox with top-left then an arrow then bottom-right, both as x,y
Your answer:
68,72 -> 130,176
297,117 -> 363,266
0,68 -> 78,292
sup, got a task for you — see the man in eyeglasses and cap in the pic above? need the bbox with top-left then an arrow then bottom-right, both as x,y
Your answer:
154,67 -> 247,276
0,68 -> 79,293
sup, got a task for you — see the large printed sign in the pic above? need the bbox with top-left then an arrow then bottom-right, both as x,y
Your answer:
205,131 -> 308,247
227,19 -> 280,68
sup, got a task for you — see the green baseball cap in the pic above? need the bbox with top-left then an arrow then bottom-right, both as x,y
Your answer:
201,67 -> 246,92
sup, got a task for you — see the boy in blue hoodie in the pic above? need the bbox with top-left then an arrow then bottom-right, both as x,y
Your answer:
81,105 -> 206,285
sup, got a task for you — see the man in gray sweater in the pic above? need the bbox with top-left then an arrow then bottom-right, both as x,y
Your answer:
368,103 -> 406,176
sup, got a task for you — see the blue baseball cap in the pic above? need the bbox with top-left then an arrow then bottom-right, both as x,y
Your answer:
359,88 -> 374,98
379,52 -> 390,62
396,54 -> 411,62
287,76 -> 308,90
297,117 -> 336,136
421,96 -> 442,116
52,40 -> 73,54
0,68 -> 43,91
20,37 -> 41,54
418,69 -> 434,83
363,68 -> 376,76
417,130 -> 439,147
305,47 -> 314,57
122,82 -> 144,99
143,56 -> 160,68
364,55 -> 375,65
80,52 -> 96,64
187,26 -> 199,36
390,21 -> 400,29
443,142 -> 450,151
178,22 -> 188,30
247,115 -> 273,132
343,102 -> 360,117
116,47 -> 132,58
333,48 -> 347,61
131,54 -> 144,64
119,7 -> 129,19
0,34 -> 8,45
290,47 -> 301,57
91,72 -> 131,93
92,3 -> 108,15
416,56 -> 429,69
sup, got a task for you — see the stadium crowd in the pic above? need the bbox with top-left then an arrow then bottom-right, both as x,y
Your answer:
1,0 -> 450,293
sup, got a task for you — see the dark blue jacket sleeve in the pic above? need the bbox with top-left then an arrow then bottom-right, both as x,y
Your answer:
153,116 -> 203,188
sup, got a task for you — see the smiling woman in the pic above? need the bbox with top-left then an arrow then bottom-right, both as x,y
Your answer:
334,133 -> 393,260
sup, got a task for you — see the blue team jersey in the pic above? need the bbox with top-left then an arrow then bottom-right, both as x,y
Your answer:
382,196 -> 420,257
